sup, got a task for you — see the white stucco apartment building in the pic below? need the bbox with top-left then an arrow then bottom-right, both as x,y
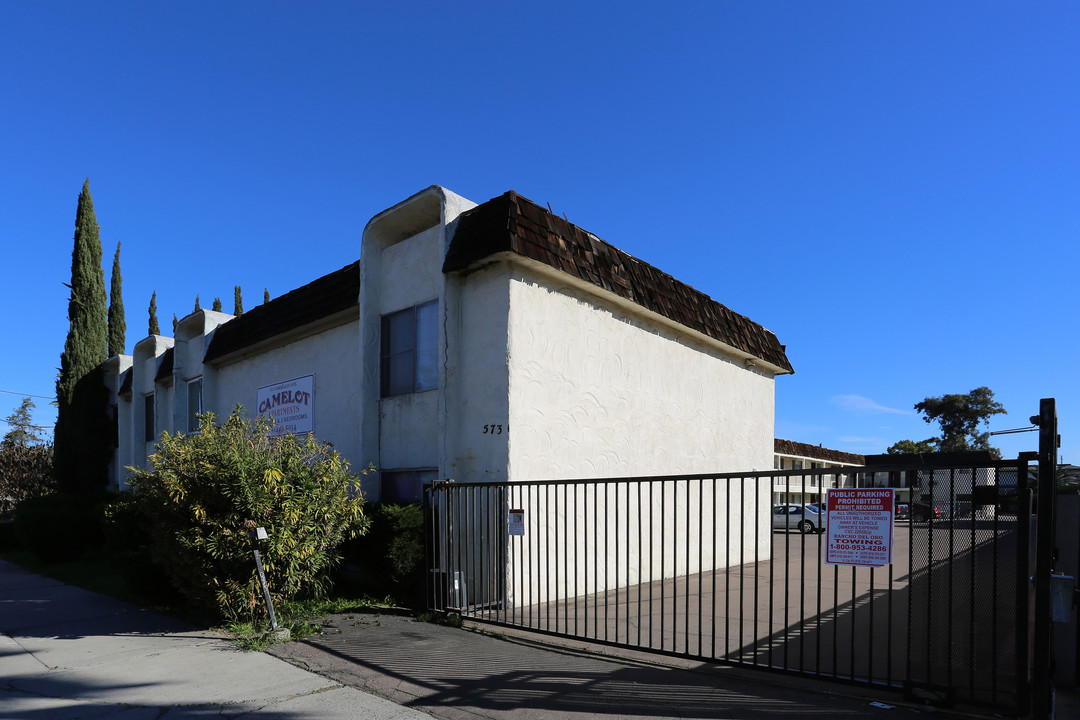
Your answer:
105,186 -> 795,505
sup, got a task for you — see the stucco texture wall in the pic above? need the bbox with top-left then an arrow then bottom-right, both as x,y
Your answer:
506,271 -> 775,481
211,321 -> 364,469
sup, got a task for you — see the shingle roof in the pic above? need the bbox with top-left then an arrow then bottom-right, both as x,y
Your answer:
204,261 -> 360,364
154,348 -> 174,384
118,369 -> 132,398
774,439 -> 864,465
444,191 -> 793,373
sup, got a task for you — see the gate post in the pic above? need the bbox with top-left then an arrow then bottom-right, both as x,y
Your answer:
1033,398 -> 1058,719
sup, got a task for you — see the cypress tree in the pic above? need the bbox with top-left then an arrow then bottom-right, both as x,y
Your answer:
264,288 -> 270,304
107,242 -> 126,356
212,297 -> 222,312
234,285 -> 243,316
148,291 -> 161,335
194,295 -> 201,312
54,179 -> 110,494
172,314 -> 178,333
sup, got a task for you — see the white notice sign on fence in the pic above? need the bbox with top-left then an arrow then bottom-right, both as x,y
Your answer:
825,488 -> 895,567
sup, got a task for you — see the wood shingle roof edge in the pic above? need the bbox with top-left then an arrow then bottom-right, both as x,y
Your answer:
774,438 -> 865,466
444,190 -> 794,373
203,260 -> 361,365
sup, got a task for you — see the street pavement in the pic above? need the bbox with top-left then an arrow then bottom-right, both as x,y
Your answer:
3,557 -> 1074,719
0,559 -> 429,718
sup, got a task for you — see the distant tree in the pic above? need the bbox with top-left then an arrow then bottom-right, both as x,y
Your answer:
3,398 -> 43,448
148,291 -> 161,335
172,314 -> 178,333
233,285 -> 243,316
194,295 -> 201,312
263,288 -> 270,304
54,178 -> 110,494
212,297 -> 222,312
889,387 -> 1007,459
107,242 -> 125,356
886,439 -> 937,455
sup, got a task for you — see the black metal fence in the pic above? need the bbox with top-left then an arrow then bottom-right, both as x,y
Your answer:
425,459 -> 1032,715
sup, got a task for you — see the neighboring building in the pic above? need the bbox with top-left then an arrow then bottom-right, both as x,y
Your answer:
773,438 -> 865,505
105,186 -> 795,501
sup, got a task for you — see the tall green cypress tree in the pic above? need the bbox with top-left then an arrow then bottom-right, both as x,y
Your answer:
148,291 -> 161,335
234,285 -> 243,316
194,295 -> 201,312
172,314 -> 178,333
107,242 -> 126,356
264,288 -> 270,304
54,179 -> 110,494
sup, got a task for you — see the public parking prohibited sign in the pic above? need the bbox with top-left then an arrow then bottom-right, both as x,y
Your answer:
825,488 -> 895,567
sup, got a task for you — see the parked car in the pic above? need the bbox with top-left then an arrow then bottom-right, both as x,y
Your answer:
896,501 -> 942,522
772,504 -> 827,534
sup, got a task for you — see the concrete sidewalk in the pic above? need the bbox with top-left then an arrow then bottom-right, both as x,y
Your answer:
4,556 -> 1068,719
0,559 -> 430,718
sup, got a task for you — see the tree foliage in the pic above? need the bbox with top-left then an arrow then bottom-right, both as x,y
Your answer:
0,398 -> 54,516
263,288 -> 270,304
108,242 -> 126,356
890,387 -> 1006,458
212,297 -> 222,312
4,397 -> 43,448
234,285 -> 243,316
125,409 -> 370,622
886,438 -> 937,455
54,179 -> 110,494
148,291 -> 161,335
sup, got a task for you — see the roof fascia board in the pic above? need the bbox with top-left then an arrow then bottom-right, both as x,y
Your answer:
472,251 -> 792,376
205,305 -> 359,368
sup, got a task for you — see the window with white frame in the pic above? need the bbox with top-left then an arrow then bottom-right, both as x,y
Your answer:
380,300 -> 438,397
187,378 -> 203,431
143,394 -> 155,442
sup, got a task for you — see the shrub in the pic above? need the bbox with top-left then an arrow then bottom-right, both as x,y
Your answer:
338,502 -> 425,607
0,443 -> 57,518
104,493 -> 174,603
126,409 -> 370,623
13,492 -> 107,563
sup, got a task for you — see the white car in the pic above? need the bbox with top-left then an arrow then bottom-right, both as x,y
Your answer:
772,504 -> 828,534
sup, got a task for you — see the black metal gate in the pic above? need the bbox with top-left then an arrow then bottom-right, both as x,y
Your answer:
425,401 -> 1061,717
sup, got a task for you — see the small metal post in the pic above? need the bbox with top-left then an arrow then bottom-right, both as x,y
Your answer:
249,527 -> 279,631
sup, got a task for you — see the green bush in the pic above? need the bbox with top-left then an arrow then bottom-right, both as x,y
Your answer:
13,493 -> 107,564
0,443 -> 57,518
338,502 -> 425,607
126,409 -> 370,623
103,493 -> 174,603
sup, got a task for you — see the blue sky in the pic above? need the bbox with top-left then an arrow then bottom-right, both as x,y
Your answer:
1,2 -> 1077,462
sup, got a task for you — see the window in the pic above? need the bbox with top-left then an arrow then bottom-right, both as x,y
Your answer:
143,394 -> 155,442
380,469 -> 438,503
187,378 -> 203,432
380,300 -> 438,397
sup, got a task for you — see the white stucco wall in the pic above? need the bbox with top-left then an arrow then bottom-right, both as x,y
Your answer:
506,268 -> 774,479
442,262 -> 511,484
500,266 -> 775,603
211,320 -> 364,470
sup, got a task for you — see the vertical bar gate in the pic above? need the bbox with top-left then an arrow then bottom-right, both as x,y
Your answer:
425,459 -> 1035,715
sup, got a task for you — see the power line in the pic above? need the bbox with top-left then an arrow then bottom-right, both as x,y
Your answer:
0,389 -> 54,401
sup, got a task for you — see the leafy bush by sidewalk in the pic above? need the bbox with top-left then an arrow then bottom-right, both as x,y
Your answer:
126,408 -> 370,623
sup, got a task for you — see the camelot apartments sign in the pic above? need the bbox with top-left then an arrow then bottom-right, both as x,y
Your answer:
256,375 -> 314,436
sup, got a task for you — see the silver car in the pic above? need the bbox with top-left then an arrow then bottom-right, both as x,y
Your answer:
772,504 -> 828,534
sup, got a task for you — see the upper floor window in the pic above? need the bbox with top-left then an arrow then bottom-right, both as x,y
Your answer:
187,378 -> 203,432
143,394 -> 155,442
381,300 -> 437,397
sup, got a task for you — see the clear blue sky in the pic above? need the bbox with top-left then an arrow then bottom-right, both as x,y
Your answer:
2,2 -> 1077,463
